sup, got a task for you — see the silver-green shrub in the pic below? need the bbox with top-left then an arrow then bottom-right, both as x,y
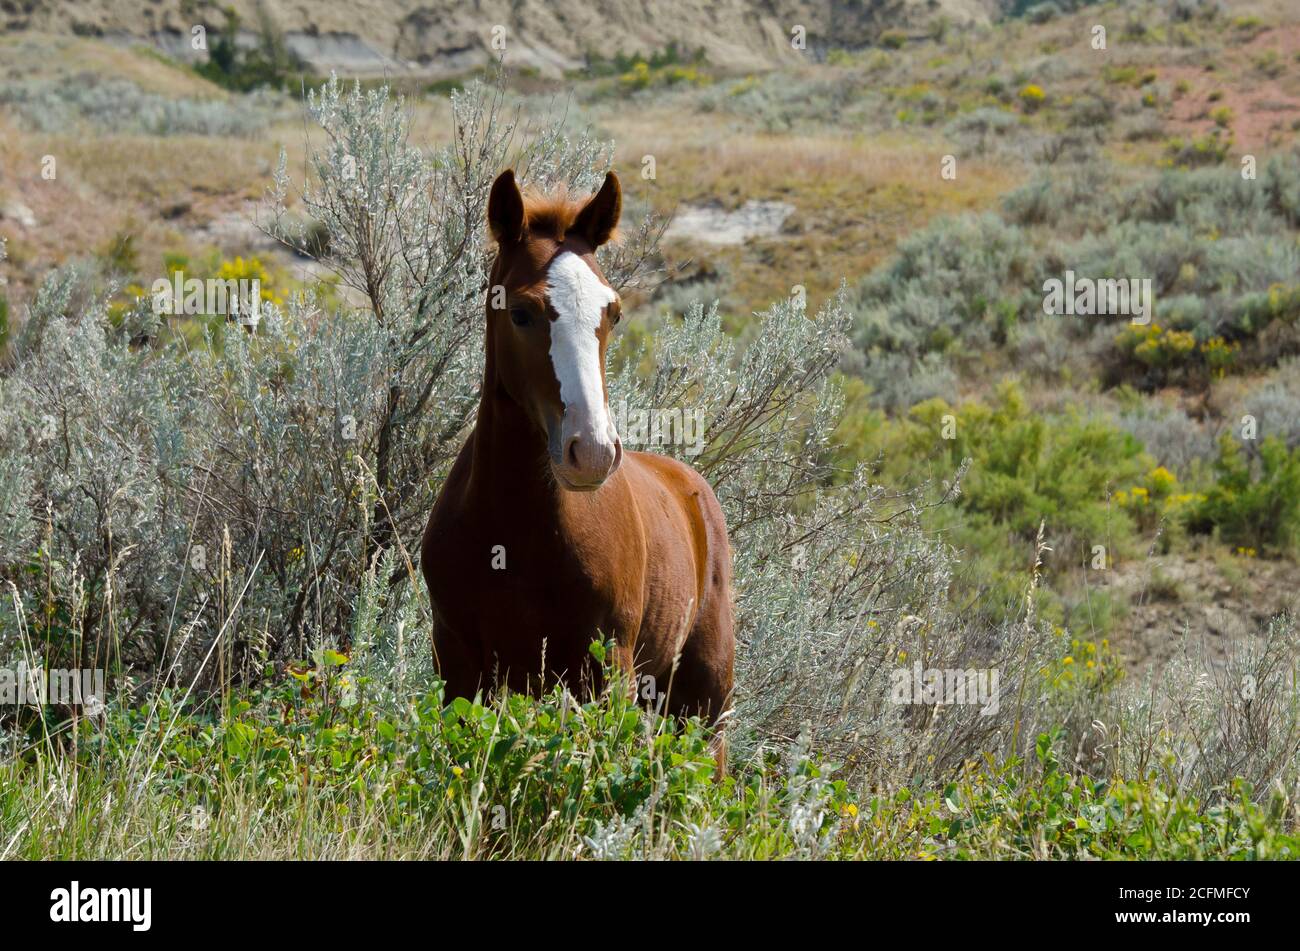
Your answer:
1,74 -> 638,691
0,76 -> 282,137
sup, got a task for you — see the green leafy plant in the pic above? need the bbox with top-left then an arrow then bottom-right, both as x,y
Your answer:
194,6 -> 304,92
1191,436 -> 1300,553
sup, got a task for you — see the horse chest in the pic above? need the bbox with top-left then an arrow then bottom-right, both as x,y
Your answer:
424,499 -> 643,650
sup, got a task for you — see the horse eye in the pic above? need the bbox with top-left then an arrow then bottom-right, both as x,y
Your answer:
510,307 -> 531,327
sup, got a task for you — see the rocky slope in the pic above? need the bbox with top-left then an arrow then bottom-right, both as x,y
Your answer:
0,0 -> 1002,76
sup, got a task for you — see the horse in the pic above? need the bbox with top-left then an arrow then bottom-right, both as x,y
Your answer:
420,169 -> 735,766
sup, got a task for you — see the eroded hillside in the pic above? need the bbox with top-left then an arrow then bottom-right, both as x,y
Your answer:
0,0 -> 1000,75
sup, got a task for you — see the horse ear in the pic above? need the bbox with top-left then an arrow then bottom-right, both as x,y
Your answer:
488,169 -> 525,244
572,171 -> 621,248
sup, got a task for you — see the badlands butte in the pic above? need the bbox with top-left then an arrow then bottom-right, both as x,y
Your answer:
0,0 -> 1005,76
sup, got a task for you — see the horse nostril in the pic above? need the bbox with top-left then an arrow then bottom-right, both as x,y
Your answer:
567,436 -> 580,468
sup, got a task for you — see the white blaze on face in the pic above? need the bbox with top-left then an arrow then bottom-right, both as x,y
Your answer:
546,251 -> 619,447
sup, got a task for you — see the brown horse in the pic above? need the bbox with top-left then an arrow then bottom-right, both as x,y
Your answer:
420,169 -> 734,760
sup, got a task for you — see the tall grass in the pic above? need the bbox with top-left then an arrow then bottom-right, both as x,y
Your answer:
5,608 -> 1299,859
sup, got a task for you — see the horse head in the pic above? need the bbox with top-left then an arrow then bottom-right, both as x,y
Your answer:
485,169 -> 624,491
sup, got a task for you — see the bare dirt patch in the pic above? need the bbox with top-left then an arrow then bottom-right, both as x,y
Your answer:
664,200 -> 795,245
1097,549 -> 1300,674
1163,23 -> 1300,153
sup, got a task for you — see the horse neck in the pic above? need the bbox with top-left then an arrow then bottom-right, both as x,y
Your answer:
468,306 -> 557,515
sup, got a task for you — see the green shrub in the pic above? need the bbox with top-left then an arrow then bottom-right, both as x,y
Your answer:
1018,83 -> 1046,112
835,381 -> 1152,619
581,41 -> 704,78
618,61 -> 710,91
194,7 -> 304,92
1164,129 -> 1232,168
1231,15 -> 1266,36
1115,321 -> 1197,374
906,382 -> 1146,550
1115,464 -> 1202,535
1102,65 -> 1140,87
1066,92 -> 1114,128
1252,51 -> 1283,76
1191,436 -> 1300,553
1235,283 -> 1300,331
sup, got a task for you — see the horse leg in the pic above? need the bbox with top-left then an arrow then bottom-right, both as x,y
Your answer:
431,618 -> 482,704
608,638 -> 638,702
664,602 -> 735,778
708,732 -> 728,781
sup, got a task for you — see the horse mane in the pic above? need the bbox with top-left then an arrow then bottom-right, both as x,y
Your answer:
519,185 -> 583,242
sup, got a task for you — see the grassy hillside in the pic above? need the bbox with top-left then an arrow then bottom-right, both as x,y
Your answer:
3,0 -> 1300,859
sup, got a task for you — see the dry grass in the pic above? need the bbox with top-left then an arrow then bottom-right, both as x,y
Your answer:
0,33 -> 225,98
605,114 -> 1025,314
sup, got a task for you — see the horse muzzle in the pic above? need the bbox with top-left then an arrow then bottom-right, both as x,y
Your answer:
549,415 -> 622,491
